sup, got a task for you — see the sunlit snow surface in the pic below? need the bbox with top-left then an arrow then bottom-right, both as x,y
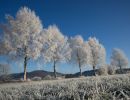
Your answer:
0,74 -> 130,100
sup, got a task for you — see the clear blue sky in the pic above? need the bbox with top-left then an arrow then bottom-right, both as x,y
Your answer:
0,0 -> 130,74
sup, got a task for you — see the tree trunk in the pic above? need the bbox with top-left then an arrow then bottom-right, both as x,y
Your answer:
118,60 -> 122,73
119,65 -> 122,73
24,55 -> 27,81
54,61 -> 57,78
93,66 -> 96,76
79,61 -> 82,76
80,67 -> 82,76
77,49 -> 82,76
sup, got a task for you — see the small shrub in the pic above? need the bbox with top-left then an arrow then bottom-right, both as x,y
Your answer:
27,78 -> 31,82
56,77 -> 64,80
43,75 -> 52,80
98,66 -> 108,75
108,65 -> 116,75
31,76 -> 42,81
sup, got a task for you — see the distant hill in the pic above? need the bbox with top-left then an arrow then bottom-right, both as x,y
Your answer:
1,68 -> 130,81
65,69 -> 98,78
0,70 -> 64,81
65,68 -> 130,78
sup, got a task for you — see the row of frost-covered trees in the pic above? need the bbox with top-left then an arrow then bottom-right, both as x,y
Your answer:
0,7 -> 129,81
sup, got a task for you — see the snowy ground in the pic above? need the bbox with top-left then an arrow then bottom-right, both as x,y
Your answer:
0,74 -> 130,100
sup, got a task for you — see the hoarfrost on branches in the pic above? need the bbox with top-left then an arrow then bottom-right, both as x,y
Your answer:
0,7 -> 43,80
111,48 -> 129,73
42,25 -> 72,78
69,35 -> 91,76
88,37 -> 106,75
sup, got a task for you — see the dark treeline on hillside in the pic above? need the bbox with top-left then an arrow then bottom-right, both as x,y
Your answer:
1,68 -> 130,82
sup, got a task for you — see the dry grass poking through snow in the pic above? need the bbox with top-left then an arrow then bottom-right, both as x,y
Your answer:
0,74 -> 130,100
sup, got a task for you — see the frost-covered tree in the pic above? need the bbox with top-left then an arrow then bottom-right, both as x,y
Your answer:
69,35 -> 91,76
111,48 -> 129,72
88,37 -> 106,75
0,7 -> 43,81
0,64 -> 10,76
42,25 -> 71,78
0,64 -> 11,81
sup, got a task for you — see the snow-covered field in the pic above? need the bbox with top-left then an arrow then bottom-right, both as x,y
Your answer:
0,74 -> 130,100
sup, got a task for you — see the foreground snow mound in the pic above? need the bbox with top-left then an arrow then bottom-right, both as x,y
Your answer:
0,74 -> 130,100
